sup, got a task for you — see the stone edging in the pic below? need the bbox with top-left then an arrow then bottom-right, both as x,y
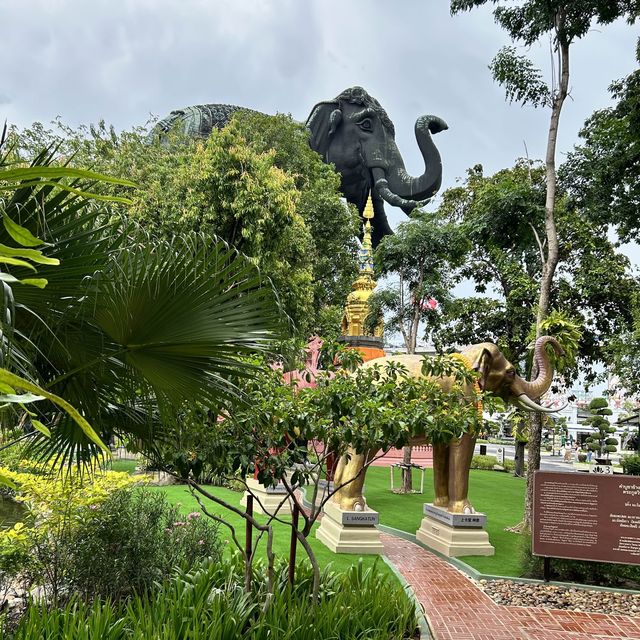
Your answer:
378,524 -> 640,596
381,555 -> 433,640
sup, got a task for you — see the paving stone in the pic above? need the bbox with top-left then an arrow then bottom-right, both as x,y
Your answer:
381,533 -> 640,640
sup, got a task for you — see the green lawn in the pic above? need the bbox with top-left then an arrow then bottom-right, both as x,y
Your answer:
107,459 -> 139,474
362,466 -> 526,576
143,466 -> 525,578
150,483 -> 389,576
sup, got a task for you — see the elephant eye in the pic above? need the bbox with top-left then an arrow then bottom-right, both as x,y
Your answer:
358,118 -> 373,131
506,369 -> 516,379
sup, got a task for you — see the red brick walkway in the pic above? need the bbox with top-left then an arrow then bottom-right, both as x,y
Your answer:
381,534 -> 640,640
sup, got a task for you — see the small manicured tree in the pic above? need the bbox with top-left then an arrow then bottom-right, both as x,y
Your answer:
584,398 -> 617,460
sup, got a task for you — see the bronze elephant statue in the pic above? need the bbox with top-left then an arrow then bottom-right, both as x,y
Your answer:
332,336 -> 563,514
151,87 -> 447,247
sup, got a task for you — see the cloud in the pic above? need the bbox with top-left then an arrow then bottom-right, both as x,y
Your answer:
0,0 -> 636,197
0,94 -> 10,105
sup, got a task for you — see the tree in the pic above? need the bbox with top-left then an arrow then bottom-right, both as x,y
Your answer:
433,161 -> 544,364
0,141 -> 286,466
561,41 -> 640,243
366,212 -> 467,492
610,300 -> 640,395
584,398 -> 617,460
561,48 -> 640,392
434,163 -> 627,385
153,352 -> 486,601
232,112 -> 361,323
367,211 -> 468,355
451,1 -> 640,529
8,114 -> 360,337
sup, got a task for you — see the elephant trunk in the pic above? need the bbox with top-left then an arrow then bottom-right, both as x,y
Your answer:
370,167 -> 430,211
512,336 -> 564,402
380,115 -> 448,204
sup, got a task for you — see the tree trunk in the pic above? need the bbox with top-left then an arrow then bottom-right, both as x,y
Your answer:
523,24 -> 570,531
401,445 -> 413,492
514,440 -> 526,477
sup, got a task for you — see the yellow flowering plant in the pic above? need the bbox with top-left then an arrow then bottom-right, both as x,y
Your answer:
0,466 -> 146,589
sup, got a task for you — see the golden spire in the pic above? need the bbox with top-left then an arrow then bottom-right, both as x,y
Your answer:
360,196 -> 374,276
341,195 -> 383,338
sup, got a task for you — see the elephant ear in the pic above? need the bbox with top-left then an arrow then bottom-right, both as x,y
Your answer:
306,101 -> 340,160
470,347 -> 492,391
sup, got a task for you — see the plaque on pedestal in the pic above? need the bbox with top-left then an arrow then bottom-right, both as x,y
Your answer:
416,503 -> 494,557
423,504 -> 487,528
316,500 -> 383,554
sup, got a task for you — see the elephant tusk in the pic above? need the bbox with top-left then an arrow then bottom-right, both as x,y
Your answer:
515,394 -> 566,414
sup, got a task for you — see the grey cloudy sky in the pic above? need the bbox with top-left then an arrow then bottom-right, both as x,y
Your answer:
1,0 -> 637,232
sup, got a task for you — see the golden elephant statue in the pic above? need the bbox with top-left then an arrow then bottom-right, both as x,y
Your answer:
332,336 -> 563,514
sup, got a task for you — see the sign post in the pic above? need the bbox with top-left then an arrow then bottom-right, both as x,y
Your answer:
496,446 -> 505,466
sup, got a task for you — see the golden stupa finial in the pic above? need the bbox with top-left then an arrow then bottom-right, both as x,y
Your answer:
360,195 -> 374,275
363,195 -> 374,220
340,194 -> 383,338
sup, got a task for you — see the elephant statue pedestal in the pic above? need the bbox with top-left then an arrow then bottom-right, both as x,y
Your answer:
316,500 -> 383,555
416,504 -> 494,557
240,477 -> 293,516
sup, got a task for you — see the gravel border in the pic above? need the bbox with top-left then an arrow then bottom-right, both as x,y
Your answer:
478,578 -> 640,617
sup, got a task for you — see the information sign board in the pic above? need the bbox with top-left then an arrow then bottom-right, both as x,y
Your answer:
533,471 -> 640,565
496,447 -> 505,465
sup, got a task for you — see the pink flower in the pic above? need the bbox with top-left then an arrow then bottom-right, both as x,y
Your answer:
424,297 -> 438,311
173,521 -> 186,527
187,511 -> 201,520
197,539 -> 205,545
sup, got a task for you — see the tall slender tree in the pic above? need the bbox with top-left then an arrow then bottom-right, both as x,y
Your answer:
366,212 -> 467,491
451,0 -> 640,529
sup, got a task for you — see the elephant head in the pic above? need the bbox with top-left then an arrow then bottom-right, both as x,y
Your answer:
306,86 -> 447,247
466,336 -> 565,412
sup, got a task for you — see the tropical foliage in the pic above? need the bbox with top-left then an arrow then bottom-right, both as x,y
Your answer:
433,161 -> 635,385
7,112 -> 360,336
0,136 -> 286,467
6,557 -> 417,640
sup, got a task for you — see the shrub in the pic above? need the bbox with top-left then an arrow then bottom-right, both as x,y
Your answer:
8,557 -> 418,639
470,455 -> 498,470
0,521 -> 30,610
622,454 -> 640,476
36,488 -> 221,603
0,467 -> 221,604
0,466 -> 142,526
73,489 -> 221,600
0,466 -> 143,602
520,534 -> 640,589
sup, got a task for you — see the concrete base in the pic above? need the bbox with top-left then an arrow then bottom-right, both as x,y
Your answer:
316,500 -> 384,554
240,477 -> 292,516
416,513 -> 495,557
